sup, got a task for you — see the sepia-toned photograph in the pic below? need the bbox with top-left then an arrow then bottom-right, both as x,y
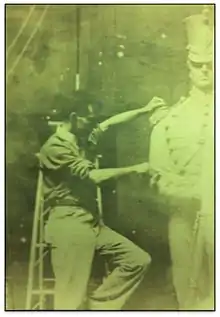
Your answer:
5,2 -> 215,311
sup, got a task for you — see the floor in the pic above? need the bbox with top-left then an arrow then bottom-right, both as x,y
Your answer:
6,260 -> 178,311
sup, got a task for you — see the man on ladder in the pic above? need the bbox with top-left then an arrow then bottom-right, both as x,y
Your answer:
39,90 -> 165,310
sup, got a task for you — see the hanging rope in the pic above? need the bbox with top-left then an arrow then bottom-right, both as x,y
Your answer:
6,5 -> 50,83
6,5 -> 36,58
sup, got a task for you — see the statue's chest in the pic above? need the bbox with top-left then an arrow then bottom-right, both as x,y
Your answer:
153,101 -> 212,171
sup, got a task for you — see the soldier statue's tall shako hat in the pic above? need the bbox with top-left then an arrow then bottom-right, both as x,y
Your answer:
184,5 -> 214,63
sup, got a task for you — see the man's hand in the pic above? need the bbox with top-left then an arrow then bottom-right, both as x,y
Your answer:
132,163 -> 162,179
141,97 -> 166,113
132,162 -> 150,174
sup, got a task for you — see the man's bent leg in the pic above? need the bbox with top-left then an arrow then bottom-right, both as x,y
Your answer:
88,226 -> 151,310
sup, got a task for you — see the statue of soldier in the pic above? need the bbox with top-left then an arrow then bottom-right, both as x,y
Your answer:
148,6 -> 214,310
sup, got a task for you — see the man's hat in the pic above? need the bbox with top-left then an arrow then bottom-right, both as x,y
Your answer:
184,5 -> 214,63
47,90 -> 103,122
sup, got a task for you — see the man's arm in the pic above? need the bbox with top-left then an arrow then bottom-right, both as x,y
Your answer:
99,97 -> 166,131
41,143 -> 152,184
89,162 -> 150,185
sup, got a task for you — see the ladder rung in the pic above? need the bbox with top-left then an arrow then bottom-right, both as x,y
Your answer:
32,302 -> 40,310
43,208 -> 51,217
31,290 -> 55,295
35,243 -> 49,248
44,278 -> 55,282
34,250 -> 49,267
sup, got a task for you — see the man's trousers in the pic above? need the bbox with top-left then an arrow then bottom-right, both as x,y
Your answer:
44,206 -> 151,310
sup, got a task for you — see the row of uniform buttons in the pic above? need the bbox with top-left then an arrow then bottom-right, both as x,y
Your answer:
163,102 -> 212,176
198,103 -> 212,145
164,120 -> 185,172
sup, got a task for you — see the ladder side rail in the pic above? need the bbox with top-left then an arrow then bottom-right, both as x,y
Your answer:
38,197 -> 45,309
25,169 -> 44,309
